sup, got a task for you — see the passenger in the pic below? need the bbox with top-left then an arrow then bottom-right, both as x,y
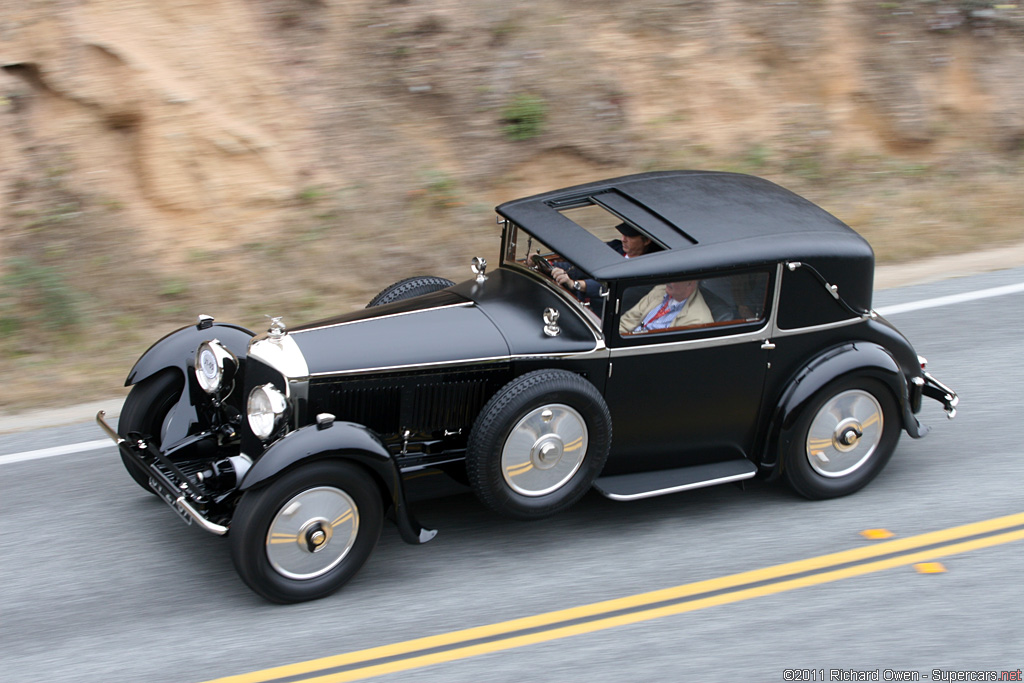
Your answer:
619,279 -> 714,335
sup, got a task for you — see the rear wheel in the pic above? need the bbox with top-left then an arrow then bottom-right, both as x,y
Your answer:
117,369 -> 184,494
230,461 -> 383,603
783,376 -> 900,499
366,276 -> 455,307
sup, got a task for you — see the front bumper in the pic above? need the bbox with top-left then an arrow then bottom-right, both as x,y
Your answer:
97,411 -> 229,535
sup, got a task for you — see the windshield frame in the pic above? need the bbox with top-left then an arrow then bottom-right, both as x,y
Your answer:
501,220 -> 606,336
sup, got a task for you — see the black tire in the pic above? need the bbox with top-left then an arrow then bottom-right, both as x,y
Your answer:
466,369 -> 612,520
230,460 -> 383,604
783,376 -> 901,500
117,369 -> 184,494
366,276 -> 455,308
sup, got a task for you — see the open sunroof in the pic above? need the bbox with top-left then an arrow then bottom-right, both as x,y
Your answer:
550,190 -> 695,251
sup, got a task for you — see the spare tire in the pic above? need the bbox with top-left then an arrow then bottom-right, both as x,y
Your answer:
366,276 -> 455,308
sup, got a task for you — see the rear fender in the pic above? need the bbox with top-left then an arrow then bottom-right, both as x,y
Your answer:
239,421 -> 436,545
760,342 -> 916,475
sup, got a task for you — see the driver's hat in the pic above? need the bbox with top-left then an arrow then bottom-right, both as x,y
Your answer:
616,222 -> 641,238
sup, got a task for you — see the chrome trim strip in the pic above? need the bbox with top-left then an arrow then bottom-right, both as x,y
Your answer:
772,315 -> 866,337
512,337 -> 607,360
308,355 -> 513,379
598,470 -> 757,501
307,341 -> 609,379
290,302 -> 475,335
608,323 -> 770,358
767,262 -> 784,337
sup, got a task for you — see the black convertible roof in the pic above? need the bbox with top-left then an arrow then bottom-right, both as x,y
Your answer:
496,171 -> 874,281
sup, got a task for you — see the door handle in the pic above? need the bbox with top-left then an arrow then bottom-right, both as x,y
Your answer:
761,340 -> 776,350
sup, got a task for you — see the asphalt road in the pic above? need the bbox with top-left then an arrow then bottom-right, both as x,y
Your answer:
1,266 -> 1022,683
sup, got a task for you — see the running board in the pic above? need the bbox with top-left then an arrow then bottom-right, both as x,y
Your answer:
593,459 -> 758,501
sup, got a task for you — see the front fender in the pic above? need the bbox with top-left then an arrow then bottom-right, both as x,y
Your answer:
125,320 -> 254,450
126,321 -> 254,386
760,342 -> 917,474
239,421 -> 436,545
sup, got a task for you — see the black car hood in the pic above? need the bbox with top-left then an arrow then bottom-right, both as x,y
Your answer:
284,270 -> 600,377
286,290 -> 509,376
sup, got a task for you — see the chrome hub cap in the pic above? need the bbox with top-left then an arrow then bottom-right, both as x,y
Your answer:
299,518 -> 332,553
501,404 -> 588,497
805,389 -> 883,478
266,486 -> 359,580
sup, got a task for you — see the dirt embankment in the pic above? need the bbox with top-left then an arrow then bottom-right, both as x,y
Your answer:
1,0 -> 1023,410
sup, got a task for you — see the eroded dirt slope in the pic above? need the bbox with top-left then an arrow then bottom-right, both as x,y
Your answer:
1,0 -> 1023,409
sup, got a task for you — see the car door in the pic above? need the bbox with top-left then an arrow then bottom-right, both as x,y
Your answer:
601,268 -> 775,474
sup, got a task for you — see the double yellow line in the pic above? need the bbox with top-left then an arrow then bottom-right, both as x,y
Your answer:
204,511 -> 1024,683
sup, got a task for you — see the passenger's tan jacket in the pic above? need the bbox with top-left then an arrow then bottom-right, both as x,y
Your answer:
618,286 -> 714,335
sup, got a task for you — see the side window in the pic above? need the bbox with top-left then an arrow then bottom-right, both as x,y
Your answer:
618,271 -> 770,338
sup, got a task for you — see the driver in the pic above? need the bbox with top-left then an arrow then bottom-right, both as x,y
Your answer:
549,223 -> 655,298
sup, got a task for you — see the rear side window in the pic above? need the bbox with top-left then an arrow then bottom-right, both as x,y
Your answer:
618,271 -> 770,338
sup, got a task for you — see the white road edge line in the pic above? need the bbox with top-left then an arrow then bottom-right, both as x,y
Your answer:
1,439 -> 115,465
874,282 -> 1024,317
3,280 -> 1023,467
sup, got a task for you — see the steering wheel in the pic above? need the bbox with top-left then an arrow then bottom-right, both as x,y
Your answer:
531,254 -> 579,293
530,254 -> 554,276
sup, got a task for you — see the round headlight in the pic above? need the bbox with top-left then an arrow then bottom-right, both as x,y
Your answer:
195,340 -> 237,394
248,384 -> 287,440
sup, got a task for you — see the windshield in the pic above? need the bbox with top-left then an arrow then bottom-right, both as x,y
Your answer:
505,223 -> 556,266
503,222 -> 605,327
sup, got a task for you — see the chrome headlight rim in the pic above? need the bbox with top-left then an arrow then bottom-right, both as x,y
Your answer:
248,383 -> 288,441
195,340 -> 238,395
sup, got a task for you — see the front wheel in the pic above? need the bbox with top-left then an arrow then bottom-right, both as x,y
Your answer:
117,369 -> 184,494
230,461 -> 383,603
466,370 -> 612,520
783,376 -> 901,500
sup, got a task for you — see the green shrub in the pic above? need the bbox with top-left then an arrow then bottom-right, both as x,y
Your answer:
501,94 -> 547,141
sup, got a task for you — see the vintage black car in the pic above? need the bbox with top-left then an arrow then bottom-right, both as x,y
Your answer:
98,171 -> 958,603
